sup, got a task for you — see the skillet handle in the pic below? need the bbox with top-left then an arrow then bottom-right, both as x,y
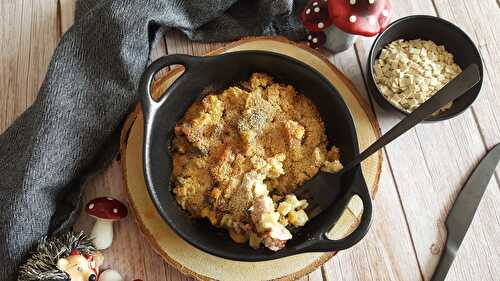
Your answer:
139,54 -> 197,119
140,54 -> 200,213
306,176 -> 373,252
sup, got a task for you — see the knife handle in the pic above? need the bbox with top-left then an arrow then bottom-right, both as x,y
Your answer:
430,240 -> 457,281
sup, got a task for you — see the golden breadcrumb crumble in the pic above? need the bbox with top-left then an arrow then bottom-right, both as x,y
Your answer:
171,73 -> 341,251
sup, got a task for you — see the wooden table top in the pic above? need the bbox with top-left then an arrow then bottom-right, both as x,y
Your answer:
1,0 -> 499,280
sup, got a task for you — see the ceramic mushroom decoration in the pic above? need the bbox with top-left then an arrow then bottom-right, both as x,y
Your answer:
301,0 -> 392,53
86,197 -> 128,250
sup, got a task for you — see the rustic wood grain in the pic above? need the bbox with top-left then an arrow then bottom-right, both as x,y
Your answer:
149,36 -> 168,81
0,0 -> 59,133
297,268 -> 323,281
354,0 -> 500,280
59,0 -> 75,34
73,161 -> 170,281
164,30 -> 225,56
430,0 -> 500,279
432,0 -> 500,187
323,159 -> 424,281
321,49 -> 423,281
1,0 -> 499,280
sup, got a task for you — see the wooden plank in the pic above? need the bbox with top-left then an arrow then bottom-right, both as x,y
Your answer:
0,0 -> 59,133
323,155 -> 424,281
59,0 -> 75,34
150,36 -> 168,80
74,161 -> 169,281
165,267 -> 194,281
432,0 -> 500,184
297,268 -> 323,281
164,30 -> 225,56
319,49 -> 422,281
354,1 -> 500,280
429,1 -> 500,280
150,38 -> 168,62
308,268 -> 324,281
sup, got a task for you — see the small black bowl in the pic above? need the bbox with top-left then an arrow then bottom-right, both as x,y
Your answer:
139,51 -> 372,261
367,15 -> 483,121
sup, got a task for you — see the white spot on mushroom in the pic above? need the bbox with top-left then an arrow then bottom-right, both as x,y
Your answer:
369,17 -> 377,26
349,15 -> 357,23
349,0 -> 356,5
368,0 -> 375,4
88,203 -> 94,210
107,197 -> 113,201
317,22 -> 325,29
312,37 -> 318,43
382,9 -> 389,17
113,208 -> 118,214
314,7 -> 320,13
305,8 -> 311,14
312,1 -> 318,6
307,34 -> 312,40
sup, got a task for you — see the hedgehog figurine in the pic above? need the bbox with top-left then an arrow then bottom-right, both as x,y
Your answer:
18,232 -> 104,281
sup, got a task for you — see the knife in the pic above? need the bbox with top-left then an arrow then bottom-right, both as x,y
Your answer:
431,143 -> 500,281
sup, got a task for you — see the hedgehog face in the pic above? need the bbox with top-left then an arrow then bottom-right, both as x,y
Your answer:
57,255 -> 98,281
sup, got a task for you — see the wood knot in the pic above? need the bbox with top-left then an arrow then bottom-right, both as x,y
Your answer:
430,243 -> 441,255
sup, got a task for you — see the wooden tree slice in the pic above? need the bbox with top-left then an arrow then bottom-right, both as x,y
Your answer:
119,36 -> 382,281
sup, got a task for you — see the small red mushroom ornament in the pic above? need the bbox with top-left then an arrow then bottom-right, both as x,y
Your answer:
301,0 -> 333,32
329,0 -> 392,36
301,0 -> 392,53
301,0 -> 332,48
86,197 -> 128,250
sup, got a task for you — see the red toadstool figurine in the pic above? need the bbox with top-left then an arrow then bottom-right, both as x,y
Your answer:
301,0 -> 333,48
301,0 -> 392,53
329,0 -> 392,36
86,197 -> 128,250
301,0 -> 333,32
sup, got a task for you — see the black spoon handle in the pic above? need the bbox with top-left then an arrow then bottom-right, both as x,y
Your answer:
342,64 -> 481,173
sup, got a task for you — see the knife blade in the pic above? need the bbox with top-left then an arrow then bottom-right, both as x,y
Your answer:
431,143 -> 500,281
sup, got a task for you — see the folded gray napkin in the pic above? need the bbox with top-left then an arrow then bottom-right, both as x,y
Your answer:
0,0 -> 306,279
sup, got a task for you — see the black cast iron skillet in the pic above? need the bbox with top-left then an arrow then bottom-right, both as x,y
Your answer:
140,51 -> 372,261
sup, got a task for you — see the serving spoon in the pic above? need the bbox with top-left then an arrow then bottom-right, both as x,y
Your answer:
296,64 -> 481,223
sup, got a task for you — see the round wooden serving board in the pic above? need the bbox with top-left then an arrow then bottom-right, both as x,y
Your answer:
120,37 -> 382,281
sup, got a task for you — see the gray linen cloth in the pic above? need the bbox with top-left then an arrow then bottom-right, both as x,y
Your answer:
0,0 -> 306,279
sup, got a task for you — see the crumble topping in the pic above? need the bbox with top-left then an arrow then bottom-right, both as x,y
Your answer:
172,73 -> 341,251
